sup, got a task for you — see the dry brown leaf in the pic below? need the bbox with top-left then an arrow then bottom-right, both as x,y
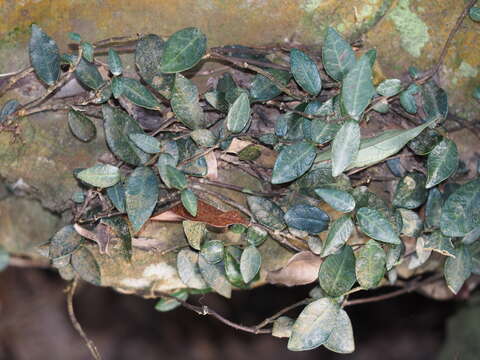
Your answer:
151,199 -> 250,228
267,251 -> 322,287
74,223 -> 111,254
226,138 -> 253,154
205,151 -> 218,180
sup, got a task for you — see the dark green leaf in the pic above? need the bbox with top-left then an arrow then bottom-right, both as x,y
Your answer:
247,196 -> 285,230
101,216 -> 132,261
155,290 -> 188,312
156,153 -> 177,187
470,7 -> 480,21
444,244 -> 472,294
135,34 -> 174,98
240,245 -> 262,283
324,309 -> 355,354
399,83 -> 420,114
245,226 -> 268,247
284,204 -> 330,234
322,27 -> 355,81
322,215 -> 354,257
81,41 -> 94,62
463,226 -> 480,245
190,129 -> 217,147
393,172 -> 428,209
0,100 -> 20,124
29,24 -> 60,85
224,246 -> 248,288
356,207 -> 400,245
160,27 -> 207,73
181,188 -> 198,216
408,127 -> 442,155
425,188 -> 443,229
125,167 -> 159,233
355,239 -> 386,289
68,109 -> 96,142
288,298 -> 340,351
386,243 -> 405,271
372,98 -> 389,113
111,76 -> 124,99
176,249 -> 208,289
121,77 -> 162,110
77,164 -> 120,188
102,105 -> 149,165
162,165 -> 187,190
311,119 -> 340,145
318,245 -> 356,297
182,220 -> 206,250
422,81 -> 448,121
71,246 -> 101,285
171,74 -> 204,129
426,138 -> 459,189
290,48 -> 321,95
108,48 -> 123,76
376,79 -> 402,97
272,142 -> 316,184
49,225 -> 82,259
314,188 -> 355,212
424,231 -> 455,257
200,240 -> 225,264
106,182 -> 126,212
441,178 -> 480,237
75,58 -> 104,90
331,121 -> 360,176
249,69 -> 291,101
226,92 -> 250,133
341,54 -> 375,120
198,254 -> 232,298
129,133 -> 161,154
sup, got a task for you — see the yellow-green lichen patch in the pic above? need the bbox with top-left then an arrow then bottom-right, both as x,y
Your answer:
387,0 -> 429,57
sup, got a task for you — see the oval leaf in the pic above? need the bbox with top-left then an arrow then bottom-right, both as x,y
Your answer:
171,74 -> 204,129
240,245 -> 262,283
355,240 -> 386,289
318,245 -> 356,297
29,25 -> 60,85
200,240 -> 225,264
426,138 -> 459,189
121,78 -> 162,110
77,164 -> 120,188
322,215 -> 354,257
284,204 -> 330,234
75,58 -> 104,90
176,249 -> 208,289
322,27 -> 355,81
198,254 -> 232,298
272,142 -> 316,184
376,79 -> 402,97
314,188 -> 355,212
129,133 -> 162,154
181,188 -> 198,217
324,309 -> 355,354
290,48 -> 321,96
444,245 -> 472,294
356,207 -> 400,245
67,109 -> 96,142
108,48 -> 123,76
226,92 -> 250,133
182,220 -> 206,250
392,172 -> 428,209
332,121 -> 360,177
71,246 -> 101,285
247,196 -> 285,230
49,225 -> 82,259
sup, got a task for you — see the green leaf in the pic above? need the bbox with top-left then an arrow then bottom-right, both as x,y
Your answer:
288,298 -> 340,351
240,245 -> 262,283
272,142 -> 316,184
321,215 -> 354,257
181,188 -> 198,216
68,109 -> 96,142
155,290 -> 188,312
200,240 -> 225,264
470,241 -> 480,275
331,121 -> 360,177
355,239 -> 386,289
226,92 -> 251,133
393,172 -> 428,209
49,225 -> 82,259
397,208 -> 423,237
182,220 -> 206,250
424,231 -> 455,257
441,178 -> 480,237
77,164 -> 120,188
314,188 -> 355,213
101,216 -> 132,261
224,246 -> 248,288
71,246 -> 101,285
307,236 -> 323,255
190,129 -> 217,147
176,249 -> 208,289
341,54 -> 375,120
376,79 -> 402,97
160,27 -> 207,73
399,84 -> 419,114
426,138 -> 459,189
324,309 -> 355,353
408,127 -> 442,155
470,7 -> 480,21
121,78 -> 162,110
290,48 -> 321,95
463,226 -> 480,245
444,245 -> 472,294
81,41 -> 94,62
162,165 -> 187,190
75,58 -> 104,90
129,133 -> 161,154
29,24 -> 60,85
0,99 -> 20,124
249,69 -> 291,101
318,245 -> 356,297
108,48 -> 123,76
171,74 -> 204,129
68,32 -> 81,42
125,167 -> 159,233
372,98 -> 389,113
284,204 -> 330,234
198,254 -> 232,298
322,27 -> 355,81
311,119 -> 340,145
156,153 -> 177,187
422,81 -> 448,121
247,196 -> 285,230
111,76 -> 124,99
245,226 -> 268,247
356,207 -> 401,245
135,34 -> 174,98
102,105 -> 149,165
0,245 -> 9,272
386,243 -> 405,271
272,316 -> 294,338
106,182 -> 126,212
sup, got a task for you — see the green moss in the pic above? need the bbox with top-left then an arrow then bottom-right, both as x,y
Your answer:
388,0 -> 429,57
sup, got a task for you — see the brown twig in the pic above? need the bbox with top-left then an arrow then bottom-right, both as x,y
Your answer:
254,298 -> 311,331
66,278 -> 102,360
0,67 -> 34,96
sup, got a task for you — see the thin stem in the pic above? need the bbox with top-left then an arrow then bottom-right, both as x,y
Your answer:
190,177 -> 283,198
0,67 -> 34,97
66,278 -> 102,360
254,298 -> 311,331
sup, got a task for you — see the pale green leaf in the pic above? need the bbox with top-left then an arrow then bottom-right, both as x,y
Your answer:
322,27 -> 355,81
171,74 -> 204,129
444,245 -> 472,294
314,188 -> 355,212
181,188 -> 198,216
198,254 -> 232,298
324,309 -> 355,354
177,249 -> 208,289
356,207 -> 400,245
77,164 -> 120,188
426,138 -> 459,189
226,92 -> 250,133
290,48 -> 321,95
240,245 -> 262,283
68,109 -> 96,142
355,239 -> 386,289
331,121 -> 360,176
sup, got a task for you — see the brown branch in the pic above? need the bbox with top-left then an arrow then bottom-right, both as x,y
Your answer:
254,298 -> 311,331
66,278 -> 102,360
0,67 -> 34,97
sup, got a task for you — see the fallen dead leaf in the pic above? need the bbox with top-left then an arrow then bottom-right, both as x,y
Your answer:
267,251 -> 322,286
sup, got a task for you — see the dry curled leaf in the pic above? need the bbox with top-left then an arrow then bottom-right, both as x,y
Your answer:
151,199 -> 250,228
205,150 -> 218,180
267,251 -> 322,286
74,223 -> 111,254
